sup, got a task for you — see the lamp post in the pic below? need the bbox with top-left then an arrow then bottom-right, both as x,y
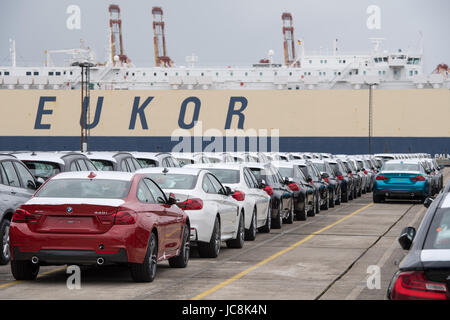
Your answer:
368,83 -> 374,154
72,61 -> 94,152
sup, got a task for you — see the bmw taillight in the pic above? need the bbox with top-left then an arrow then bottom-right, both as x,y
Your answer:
411,175 -> 426,181
376,175 -> 389,181
337,175 -> 344,181
364,170 -> 368,175
98,211 -> 136,225
323,177 -> 329,183
232,190 -> 245,201
288,183 -> 300,191
263,186 -> 273,195
390,271 -> 448,300
176,198 -> 203,210
12,209 -> 41,223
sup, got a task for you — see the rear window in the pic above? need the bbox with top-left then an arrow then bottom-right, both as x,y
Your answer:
424,208 -> 450,249
313,162 -> 325,172
205,169 -> 240,184
277,167 -> 293,178
23,161 -> 61,179
92,160 -> 114,171
383,163 -> 421,172
137,159 -> 157,168
145,173 -> 197,190
36,179 -> 130,199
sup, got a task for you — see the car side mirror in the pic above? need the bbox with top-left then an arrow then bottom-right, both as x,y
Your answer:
258,179 -> 266,189
423,197 -> 434,208
27,180 -> 37,190
425,169 -> 431,174
398,226 -> 416,250
348,170 -> 352,174
224,186 -> 233,196
306,176 -> 313,183
167,193 -> 177,205
283,176 -> 292,184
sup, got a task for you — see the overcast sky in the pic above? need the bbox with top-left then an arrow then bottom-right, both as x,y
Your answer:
1,0 -> 449,72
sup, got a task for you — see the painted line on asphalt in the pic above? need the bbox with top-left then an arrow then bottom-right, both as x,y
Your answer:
191,202 -> 374,300
0,266 -> 66,290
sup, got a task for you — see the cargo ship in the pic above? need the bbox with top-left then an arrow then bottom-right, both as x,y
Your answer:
0,6 -> 449,155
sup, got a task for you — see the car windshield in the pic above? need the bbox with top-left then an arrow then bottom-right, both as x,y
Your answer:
424,208 -> 450,249
36,179 -> 130,198
383,163 -> 421,172
92,160 -> 114,171
277,167 -> 293,178
145,173 -> 197,189
205,169 -> 240,184
23,161 -> 61,179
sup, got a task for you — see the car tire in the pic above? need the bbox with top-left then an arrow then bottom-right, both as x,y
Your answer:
227,212 -> 245,249
198,217 -> 221,258
335,190 -> 341,205
284,198 -> 294,224
373,194 -> 384,203
258,204 -> 271,233
245,208 -> 257,241
0,219 -> 11,265
272,201 -> 283,229
168,225 -> 190,268
296,202 -> 307,221
321,192 -> 329,210
329,190 -> 335,208
130,232 -> 158,282
10,260 -> 39,280
315,194 -> 321,214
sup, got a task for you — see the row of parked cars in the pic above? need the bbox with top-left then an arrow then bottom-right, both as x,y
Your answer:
0,150 -> 442,283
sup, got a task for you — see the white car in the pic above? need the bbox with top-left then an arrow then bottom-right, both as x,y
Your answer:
136,167 -> 245,258
185,163 -> 272,240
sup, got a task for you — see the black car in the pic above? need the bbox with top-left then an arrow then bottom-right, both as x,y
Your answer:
311,159 -> 342,207
341,159 -> 361,199
295,160 -> 329,213
248,163 -> 294,229
12,151 -> 98,181
273,162 -> 315,220
387,187 -> 450,300
328,159 -> 353,203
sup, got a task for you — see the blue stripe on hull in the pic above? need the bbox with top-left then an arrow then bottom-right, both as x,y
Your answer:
0,136 -> 449,155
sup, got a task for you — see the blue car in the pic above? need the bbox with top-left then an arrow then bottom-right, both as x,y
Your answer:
373,160 -> 432,203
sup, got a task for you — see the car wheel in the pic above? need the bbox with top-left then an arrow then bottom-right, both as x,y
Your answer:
296,201 -> 307,221
258,203 -> 271,233
335,190 -> 341,205
272,201 -> 283,229
227,212 -> 245,248
198,217 -> 221,258
307,196 -> 315,217
320,192 -> 329,210
245,208 -> 257,241
373,194 -> 384,203
0,219 -> 11,265
329,190 -> 335,208
315,194 -> 321,214
284,198 -> 294,224
168,224 -> 190,268
10,260 -> 39,280
130,232 -> 158,282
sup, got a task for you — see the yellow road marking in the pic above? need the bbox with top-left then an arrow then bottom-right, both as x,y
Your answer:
0,266 -> 67,290
191,202 -> 374,300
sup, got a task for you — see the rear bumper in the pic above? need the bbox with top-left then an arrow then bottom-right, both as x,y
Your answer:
374,181 -> 429,198
12,247 -> 128,265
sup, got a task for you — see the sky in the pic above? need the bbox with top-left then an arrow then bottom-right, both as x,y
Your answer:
0,0 -> 449,72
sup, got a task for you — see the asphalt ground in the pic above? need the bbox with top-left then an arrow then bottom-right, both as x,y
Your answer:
0,169 -> 447,300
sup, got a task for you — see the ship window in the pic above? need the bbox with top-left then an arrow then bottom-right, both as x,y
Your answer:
245,72 -> 248,76
26,71 -> 31,76
230,72 -> 233,76
334,72 -> 337,75
187,72 -> 190,76
308,72 -> 311,75
48,72 -> 54,76
363,71 -> 366,75
164,73 -> 167,76
409,70 -> 413,76
0,72 -> 2,75
343,60 -> 346,63
320,60 -> 323,64
70,71 -> 73,75
201,73 -> 204,76
338,72 -> 341,76
4,71 -> 9,76
215,72 -> 219,76
143,72 -> 146,76
415,70 -> 418,75
56,72 -> 61,76
324,60 -> 327,64
126,72 -> 129,76
319,72 -> 322,76
132,73 -> 135,76
289,72 -> 292,76
349,72 -> 352,75
153,72 -> 156,76
176,72 -> 179,76
309,60 -> 312,64
414,58 -> 420,64
274,72 -> 278,76
259,72 -> 263,76
323,72 -> 326,75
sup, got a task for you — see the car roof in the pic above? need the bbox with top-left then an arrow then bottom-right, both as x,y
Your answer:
51,171 -> 135,181
136,167 -> 203,175
384,159 -> 422,164
0,154 -> 17,160
84,152 -> 119,162
185,163 -> 243,170
11,152 -> 85,165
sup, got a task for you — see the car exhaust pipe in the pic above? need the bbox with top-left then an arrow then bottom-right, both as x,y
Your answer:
31,256 -> 39,264
96,257 -> 105,265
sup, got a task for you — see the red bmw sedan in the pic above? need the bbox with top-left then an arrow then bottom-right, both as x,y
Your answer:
9,171 -> 190,282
